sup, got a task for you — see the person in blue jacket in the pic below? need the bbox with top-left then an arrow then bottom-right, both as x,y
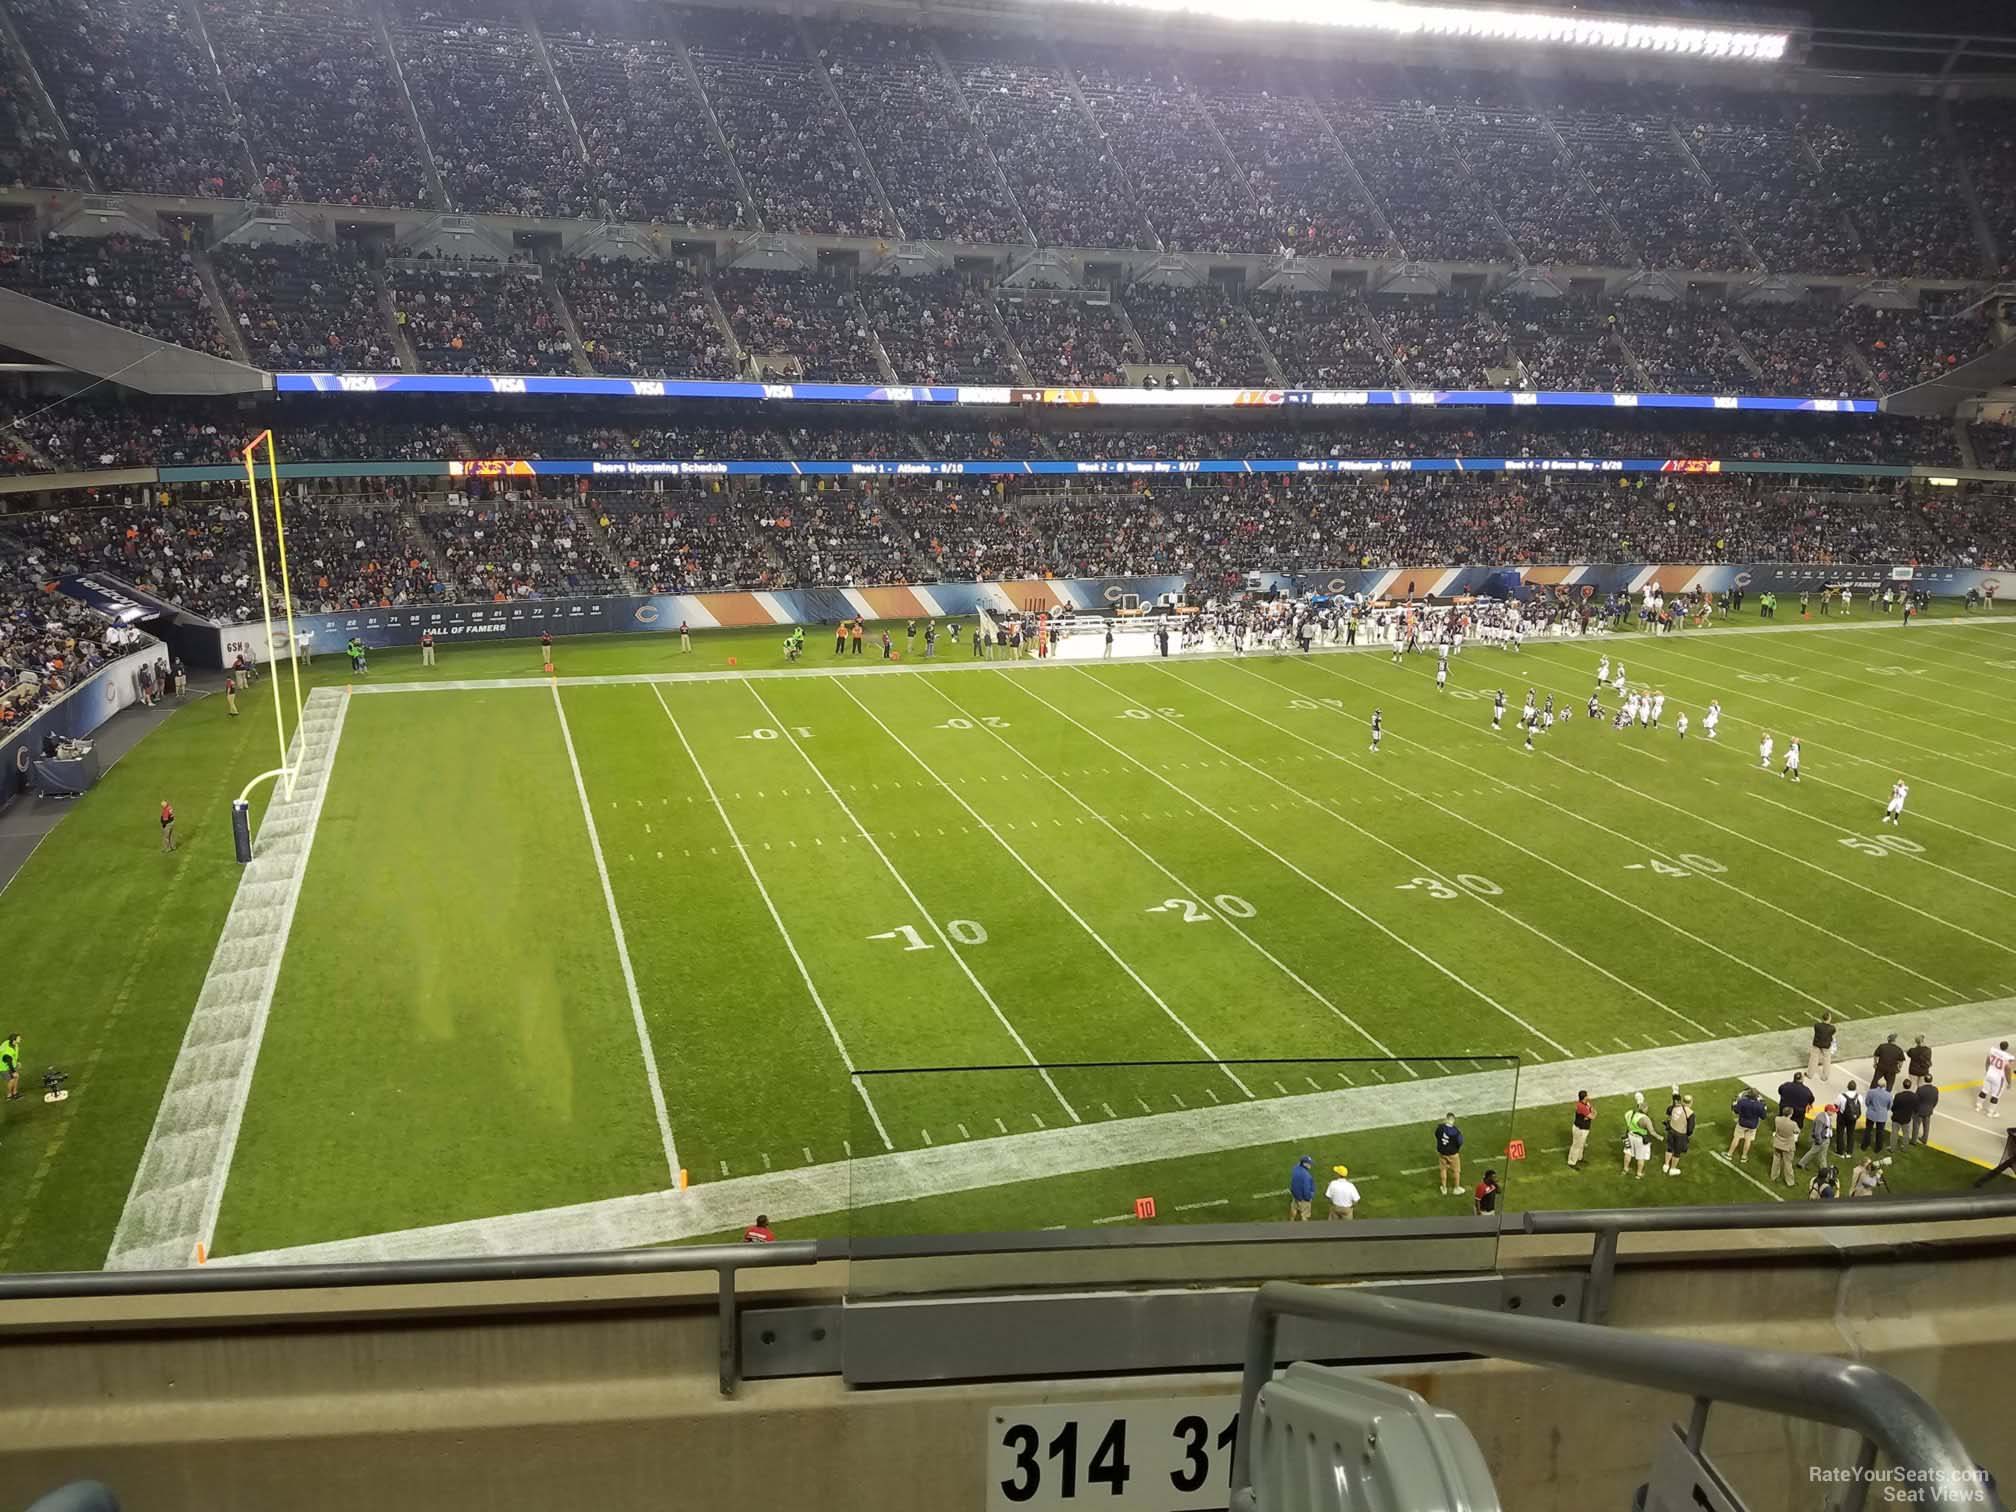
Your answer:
1728,1086 -> 1769,1163
1435,1113 -> 1464,1196
1287,1155 -> 1315,1221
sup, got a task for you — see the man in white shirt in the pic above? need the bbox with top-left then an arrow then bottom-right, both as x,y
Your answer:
1325,1165 -> 1361,1220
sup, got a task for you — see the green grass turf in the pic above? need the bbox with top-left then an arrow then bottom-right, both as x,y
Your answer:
212,689 -> 675,1253
4,604 -> 2013,1268
0,680 -> 284,1272
695,1073 -> 1982,1243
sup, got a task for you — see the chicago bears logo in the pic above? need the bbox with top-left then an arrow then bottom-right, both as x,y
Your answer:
633,605 -> 661,624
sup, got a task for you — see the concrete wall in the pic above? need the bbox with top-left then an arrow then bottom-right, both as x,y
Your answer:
0,289 -> 267,396
0,1233 -> 2009,1510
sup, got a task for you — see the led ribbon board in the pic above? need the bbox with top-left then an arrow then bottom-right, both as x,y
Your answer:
277,372 -> 1878,414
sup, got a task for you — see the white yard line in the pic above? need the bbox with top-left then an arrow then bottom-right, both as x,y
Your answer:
996,673 -> 1423,1065
831,677 -> 1254,1100
551,683 -> 681,1185
1709,1151 -> 1787,1202
1729,624 -> 2016,737
1077,667 -> 1589,1059
738,679 -> 1081,1125
1305,658 -> 1864,1012
1595,638 -> 2016,808
1746,787 -> 2016,905
1303,656 -> 1985,989
214,993 -> 2016,1266
1194,662 -> 1722,1037
105,688 -> 350,1271
913,672 -> 1397,1063
649,683 -> 894,1151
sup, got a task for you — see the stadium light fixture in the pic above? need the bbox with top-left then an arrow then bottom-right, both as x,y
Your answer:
1037,0 -> 1791,61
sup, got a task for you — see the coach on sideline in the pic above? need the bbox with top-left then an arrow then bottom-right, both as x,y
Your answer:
1287,1155 -> 1314,1221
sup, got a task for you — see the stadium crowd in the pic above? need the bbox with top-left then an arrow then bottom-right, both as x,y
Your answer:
595,492 -> 783,593
0,235 -> 232,358
994,295 -> 1132,386
3,473 -> 2010,625
0,399 -> 1967,476
857,276 -> 1020,385
715,270 -> 881,381
813,22 -> 1023,244
6,0 -> 247,197
207,0 -> 431,209
0,576 -> 116,724
391,259 -> 573,374
560,257 -> 739,380
213,242 -> 396,372
682,10 -> 891,239
419,498 -> 618,597
0,227 -> 1998,402
0,8 -> 2005,288
389,2 -> 586,219
541,20 -> 743,228
1123,285 -> 1272,385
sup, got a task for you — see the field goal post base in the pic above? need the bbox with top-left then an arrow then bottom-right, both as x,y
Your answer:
231,767 -> 294,866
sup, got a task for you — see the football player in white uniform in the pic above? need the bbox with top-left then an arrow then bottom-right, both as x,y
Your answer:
1759,732 -> 1775,769
1704,700 -> 1721,739
1979,1041 -> 2011,1117
1782,739 -> 1802,782
1882,779 -> 1908,825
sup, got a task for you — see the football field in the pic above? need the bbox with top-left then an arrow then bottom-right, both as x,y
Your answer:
156,609 -> 2016,1261
25,609 -> 2013,1268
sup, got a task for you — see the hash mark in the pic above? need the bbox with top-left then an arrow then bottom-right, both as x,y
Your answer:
1101,1102 -> 1118,1118
921,1129 -> 932,1145
958,1123 -> 971,1139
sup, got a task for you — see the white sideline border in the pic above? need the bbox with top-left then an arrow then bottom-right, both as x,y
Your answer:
214,994 -> 2016,1266
343,613 -> 2016,697
106,687 -> 350,1270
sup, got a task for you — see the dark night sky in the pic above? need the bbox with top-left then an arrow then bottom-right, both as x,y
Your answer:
1781,0 -> 2015,35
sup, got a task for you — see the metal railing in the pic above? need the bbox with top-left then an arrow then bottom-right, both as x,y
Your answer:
0,1241 -> 825,1397
1230,1281 -> 1987,1512
1,1193 -> 2011,1396
1520,1191 -> 2016,1325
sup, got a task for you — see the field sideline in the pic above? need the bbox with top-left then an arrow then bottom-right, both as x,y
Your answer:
4,607 -> 2014,1269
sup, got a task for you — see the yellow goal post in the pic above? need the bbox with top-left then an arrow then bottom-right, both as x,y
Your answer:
230,431 -> 309,857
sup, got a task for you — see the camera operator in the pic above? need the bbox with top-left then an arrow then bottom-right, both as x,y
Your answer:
2,1033 -> 20,1102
